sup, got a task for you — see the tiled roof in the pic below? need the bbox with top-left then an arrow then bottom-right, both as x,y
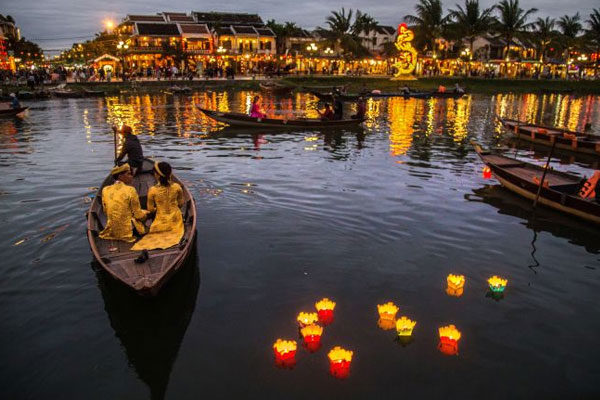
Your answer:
215,26 -> 234,36
376,25 -> 396,35
168,15 -> 195,22
193,12 -> 263,26
233,26 -> 257,35
179,24 -> 210,35
127,15 -> 166,22
163,12 -> 187,17
255,28 -> 275,37
136,23 -> 180,36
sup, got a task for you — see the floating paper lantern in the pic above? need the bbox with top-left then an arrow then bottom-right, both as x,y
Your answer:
377,302 -> 399,322
315,298 -> 336,325
328,346 -> 353,379
488,275 -> 508,293
438,325 -> 461,356
483,166 -> 492,179
273,339 -> 297,368
446,274 -> 465,297
396,316 -> 416,337
300,324 -> 323,352
297,311 -> 318,327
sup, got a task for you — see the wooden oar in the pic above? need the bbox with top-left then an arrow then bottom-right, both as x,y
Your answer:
533,134 -> 558,209
112,126 -> 118,165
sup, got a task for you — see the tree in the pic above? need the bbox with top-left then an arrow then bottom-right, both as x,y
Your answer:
493,0 -> 537,58
266,20 -> 305,54
448,0 -> 495,57
557,13 -> 582,61
352,11 -> 379,52
162,41 -> 188,69
532,17 -> 556,62
586,9 -> 600,75
316,8 -> 371,58
404,0 -> 451,57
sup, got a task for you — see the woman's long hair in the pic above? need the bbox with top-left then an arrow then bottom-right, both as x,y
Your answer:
252,95 -> 259,104
155,161 -> 172,186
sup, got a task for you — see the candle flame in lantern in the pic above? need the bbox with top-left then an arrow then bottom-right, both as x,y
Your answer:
377,302 -> 399,320
297,312 -> 318,326
396,316 -> 417,336
488,275 -> 508,292
447,274 -> 465,289
300,324 -> 323,338
328,346 -> 353,363
438,325 -> 461,341
315,298 -> 336,311
273,339 -> 297,355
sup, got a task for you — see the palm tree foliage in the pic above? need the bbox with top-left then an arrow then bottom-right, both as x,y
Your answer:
557,13 -> 582,60
316,8 -> 374,58
404,0 -> 451,55
531,17 -> 556,62
586,9 -> 600,73
448,0 -> 495,55
266,20 -> 305,54
493,0 -> 537,57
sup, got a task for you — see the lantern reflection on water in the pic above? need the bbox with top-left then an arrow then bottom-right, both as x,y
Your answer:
297,311 -> 318,327
328,346 -> 353,379
377,302 -> 399,322
315,298 -> 336,325
396,316 -> 416,337
438,325 -> 461,356
483,166 -> 492,179
273,339 -> 297,368
300,324 -> 323,352
446,274 -> 465,297
488,275 -> 508,293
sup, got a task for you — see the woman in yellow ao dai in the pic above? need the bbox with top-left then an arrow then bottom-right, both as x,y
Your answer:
131,162 -> 184,251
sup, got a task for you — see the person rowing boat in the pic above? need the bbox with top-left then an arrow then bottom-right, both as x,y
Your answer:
115,125 -> 144,175
317,103 -> 335,121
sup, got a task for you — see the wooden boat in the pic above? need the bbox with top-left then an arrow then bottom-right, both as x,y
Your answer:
53,89 -> 85,98
199,107 -> 364,129
498,117 -> 600,156
0,106 -> 28,117
83,89 -> 105,96
259,81 -> 294,94
472,140 -> 600,224
311,90 -> 465,102
299,84 -> 347,92
86,158 -> 197,296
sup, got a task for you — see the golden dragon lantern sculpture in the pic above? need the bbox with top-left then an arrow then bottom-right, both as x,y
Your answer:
394,23 -> 418,77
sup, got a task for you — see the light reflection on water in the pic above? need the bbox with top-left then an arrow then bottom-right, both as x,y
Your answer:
0,91 -> 599,399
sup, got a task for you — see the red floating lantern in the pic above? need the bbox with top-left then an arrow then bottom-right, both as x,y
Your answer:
300,324 -> 323,353
328,346 -> 353,379
482,166 -> 492,179
273,339 -> 297,368
438,325 -> 461,356
315,298 -> 336,325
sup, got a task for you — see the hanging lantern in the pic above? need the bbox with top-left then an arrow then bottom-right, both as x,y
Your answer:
273,339 -> 297,368
328,346 -> 353,379
297,311 -> 318,327
300,324 -> 323,352
438,325 -> 461,356
483,166 -> 492,179
488,276 -> 508,293
395,316 -> 416,337
377,302 -> 399,322
446,274 -> 465,297
315,298 -> 336,325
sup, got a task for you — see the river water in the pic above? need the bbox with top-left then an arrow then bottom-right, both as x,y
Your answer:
1,91 -> 599,399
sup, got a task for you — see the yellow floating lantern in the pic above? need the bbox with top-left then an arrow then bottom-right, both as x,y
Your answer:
328,346 -> 353,379
488,276 -> 508,293
377,302 -> 399,322
296,311 -> 318,327
395,316 -> 416,337
273,339 -> 297,367
446,274 -> 465,297
315,298 -> 336,325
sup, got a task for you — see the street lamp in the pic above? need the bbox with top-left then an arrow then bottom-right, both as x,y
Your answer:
306,42 -> 318,54
324,47 -> 334,55
104,20 -> 115,32
216,46 -> 226,54
117,41 -> 129,76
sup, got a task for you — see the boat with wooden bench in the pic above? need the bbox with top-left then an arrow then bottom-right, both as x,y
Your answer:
259,81 -> 294,95
472,140 -> 600,224
311,90 -> 465,102
498,117 -> 600,156
86,159 -> 197,296
199,107 -> 364,129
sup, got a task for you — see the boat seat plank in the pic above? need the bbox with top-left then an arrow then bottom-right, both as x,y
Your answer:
483,155 -> 525,167
507,167 -> 579,186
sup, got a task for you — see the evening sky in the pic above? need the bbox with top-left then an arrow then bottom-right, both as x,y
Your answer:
2,0 -> 597,55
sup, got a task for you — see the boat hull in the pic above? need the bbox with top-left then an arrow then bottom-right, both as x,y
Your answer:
199,108 -> 364,129
0,107 -> 28,117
